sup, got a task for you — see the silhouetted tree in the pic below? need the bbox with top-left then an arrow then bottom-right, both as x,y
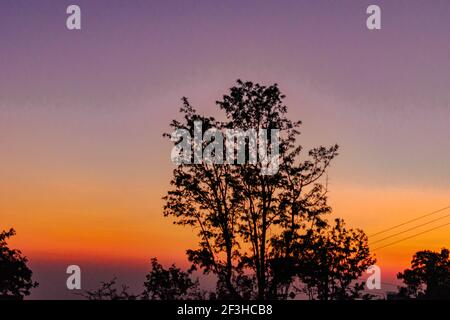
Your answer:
142,258 -> 204,300
397,248 -> 450,299
163,80 -> 373,300
0,228 -> 38,300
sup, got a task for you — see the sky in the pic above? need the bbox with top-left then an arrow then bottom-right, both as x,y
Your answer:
1,0 -> 449,299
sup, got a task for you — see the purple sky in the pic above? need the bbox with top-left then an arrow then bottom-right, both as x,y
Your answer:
2,0 -> 449,187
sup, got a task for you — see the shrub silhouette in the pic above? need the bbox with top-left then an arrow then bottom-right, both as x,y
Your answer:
142,258 -> 204,300
80,278 -> 137,300
81,258 -> 202,300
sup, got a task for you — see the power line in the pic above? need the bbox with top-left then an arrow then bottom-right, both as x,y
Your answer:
373,221 -> 450,251
370,212 -> 450,245
369,205 -> 450,238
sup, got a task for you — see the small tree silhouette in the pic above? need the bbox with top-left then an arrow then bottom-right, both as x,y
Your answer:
397,248 -> 450,299
293,219 -> 375,300
142,258 -> 204,300
0,228 -> 38,300
79,258 -> 203,300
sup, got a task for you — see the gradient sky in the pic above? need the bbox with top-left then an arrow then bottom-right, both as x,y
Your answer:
1,0 -> 449,299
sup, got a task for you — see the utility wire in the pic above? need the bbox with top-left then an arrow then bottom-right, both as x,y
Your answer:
373,221 -> 450,251
369,205 -> 450,238
370,212 -> 450,245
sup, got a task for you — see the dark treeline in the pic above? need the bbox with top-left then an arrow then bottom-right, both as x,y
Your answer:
1,81 -> 449,300
2,228 -> 449,300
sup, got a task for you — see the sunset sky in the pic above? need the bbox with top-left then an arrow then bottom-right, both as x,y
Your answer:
1,0 -> 449,299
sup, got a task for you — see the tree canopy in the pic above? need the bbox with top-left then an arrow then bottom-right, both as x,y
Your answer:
0,228 -> 38,300
397,248 -> 450,299
142,258 -> 204,300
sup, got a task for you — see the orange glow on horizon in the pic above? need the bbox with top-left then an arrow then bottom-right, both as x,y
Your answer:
2,174 -> 449,279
